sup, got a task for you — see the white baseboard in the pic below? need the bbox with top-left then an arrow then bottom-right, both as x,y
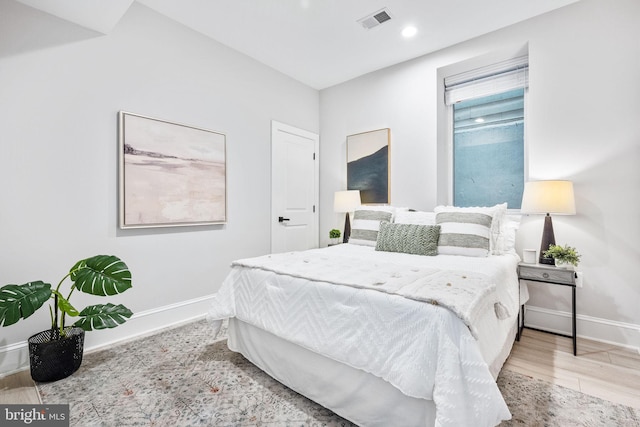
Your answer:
524,304 -> 640,353
0,294 -> 216,378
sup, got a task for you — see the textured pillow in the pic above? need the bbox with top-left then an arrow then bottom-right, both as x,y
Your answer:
436,211 -> 493,257
348,209 -> 393,246
375,223 -> 441,256
393,210 -> 436,225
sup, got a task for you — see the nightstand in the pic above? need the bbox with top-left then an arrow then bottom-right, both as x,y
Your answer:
517,262 -> 578,355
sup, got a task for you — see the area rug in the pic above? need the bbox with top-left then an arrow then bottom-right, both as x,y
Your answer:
497,371 -> 639,426
37,319 -> 640,426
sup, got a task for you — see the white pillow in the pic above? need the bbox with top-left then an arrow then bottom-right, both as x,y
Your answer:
349,209 -> 393,246
434,203 -> 507,255
502,214 -> 521,254
394,210 -> 437,225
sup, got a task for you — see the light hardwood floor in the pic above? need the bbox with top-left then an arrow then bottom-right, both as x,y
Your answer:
1,329 -> 639,410
0,368 -> 40,404
505,328 -> 640,409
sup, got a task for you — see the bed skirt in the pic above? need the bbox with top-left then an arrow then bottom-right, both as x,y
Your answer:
228,318 -> 436,426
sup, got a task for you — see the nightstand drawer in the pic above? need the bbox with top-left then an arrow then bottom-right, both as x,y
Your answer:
518,265 -> 575,285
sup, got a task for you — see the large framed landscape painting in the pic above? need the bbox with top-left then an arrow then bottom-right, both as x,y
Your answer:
118,112 -> 226,229
347,128 -> 390,204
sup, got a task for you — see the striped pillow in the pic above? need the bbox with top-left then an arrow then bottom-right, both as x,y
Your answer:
434,203 -> 507,254
348,209 -> 393,246
375,223 -> 440,256
436,211 -> 492,257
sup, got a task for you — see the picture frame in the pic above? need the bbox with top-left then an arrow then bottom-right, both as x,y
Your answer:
347,128 -> 390,204
118,111 -> 227,229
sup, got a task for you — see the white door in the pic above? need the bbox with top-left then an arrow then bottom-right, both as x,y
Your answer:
271,121 -> 319,254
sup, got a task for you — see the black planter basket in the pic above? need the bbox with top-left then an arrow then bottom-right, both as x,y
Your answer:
28,327 -> 85,382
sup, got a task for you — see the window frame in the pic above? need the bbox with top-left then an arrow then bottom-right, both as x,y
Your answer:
436,47 -> 530,209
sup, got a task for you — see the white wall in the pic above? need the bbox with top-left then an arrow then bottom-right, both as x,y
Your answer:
0,1 -> 319,374
320,0 -> 640,349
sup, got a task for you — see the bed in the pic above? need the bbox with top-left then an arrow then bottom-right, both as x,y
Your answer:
208,205 -> 523,427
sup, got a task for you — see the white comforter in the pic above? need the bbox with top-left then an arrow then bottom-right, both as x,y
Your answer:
231,249 -> 510,339
208,244 -> 519,427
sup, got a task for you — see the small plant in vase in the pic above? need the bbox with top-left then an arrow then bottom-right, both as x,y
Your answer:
543,244 -> 581,268
329,229 -> 341,245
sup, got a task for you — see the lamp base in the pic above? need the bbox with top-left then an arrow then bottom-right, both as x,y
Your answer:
343,214 -> 351,243
539,214 -> 556,265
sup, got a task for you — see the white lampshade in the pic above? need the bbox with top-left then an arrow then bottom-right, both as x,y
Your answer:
334,190 -> 361,213
520,180 -> 576,215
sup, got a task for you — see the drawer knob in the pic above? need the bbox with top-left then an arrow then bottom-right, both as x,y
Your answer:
542,272 -> 550,279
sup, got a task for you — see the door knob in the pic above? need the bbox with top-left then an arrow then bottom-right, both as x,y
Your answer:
278,216 -> 290,223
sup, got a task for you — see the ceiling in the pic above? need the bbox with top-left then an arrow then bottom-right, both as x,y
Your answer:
14,0 -> 580,89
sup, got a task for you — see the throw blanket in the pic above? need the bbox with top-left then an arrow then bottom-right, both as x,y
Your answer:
232,250 -> 509,339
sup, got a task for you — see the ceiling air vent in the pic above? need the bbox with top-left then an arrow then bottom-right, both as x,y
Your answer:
357,8 -> 392,30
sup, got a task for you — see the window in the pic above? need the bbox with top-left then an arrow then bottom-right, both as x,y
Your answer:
444,56 -> 528,208
453,88 -> 524,208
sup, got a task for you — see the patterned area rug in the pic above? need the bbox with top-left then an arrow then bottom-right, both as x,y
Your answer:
498,371 -> 639,426
37,320 -> 640,426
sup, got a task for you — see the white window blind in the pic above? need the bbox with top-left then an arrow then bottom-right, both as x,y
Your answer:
445,56 -> 528,105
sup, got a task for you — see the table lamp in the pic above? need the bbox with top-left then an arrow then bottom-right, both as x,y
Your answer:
520,180 -> 576,264
334,190 -> 361,243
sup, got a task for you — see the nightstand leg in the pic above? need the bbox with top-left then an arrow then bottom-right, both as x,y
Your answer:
517,304 -> 524,341
572,286 -> 577,356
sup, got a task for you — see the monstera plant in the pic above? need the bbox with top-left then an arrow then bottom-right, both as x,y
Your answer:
0,254 -> 133,381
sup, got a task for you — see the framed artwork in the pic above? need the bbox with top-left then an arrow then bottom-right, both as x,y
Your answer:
347,128 -> 390,204
118,111 -> 226,229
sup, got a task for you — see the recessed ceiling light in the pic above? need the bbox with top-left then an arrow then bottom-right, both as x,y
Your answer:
475,118 -> 485,123
402,26 -> 417,38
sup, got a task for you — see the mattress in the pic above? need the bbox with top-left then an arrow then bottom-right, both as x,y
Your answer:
208,243 -> 520,426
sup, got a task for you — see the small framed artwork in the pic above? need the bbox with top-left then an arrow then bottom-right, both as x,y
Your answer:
347,128 -> 390,204
118,111 -> 226,229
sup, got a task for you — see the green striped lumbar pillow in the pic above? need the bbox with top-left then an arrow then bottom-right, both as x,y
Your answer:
436,211 -> 492,257
375,222 -> 441,256
348,209 -> 393,246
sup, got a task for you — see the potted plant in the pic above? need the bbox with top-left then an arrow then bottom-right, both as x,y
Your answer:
0,255 -> 133,382
329,229 -> 341,245
543,244 -> 581,268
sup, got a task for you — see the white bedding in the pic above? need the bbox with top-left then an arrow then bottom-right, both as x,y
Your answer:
231,248 -> 510,339
208,244 -> 520,427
